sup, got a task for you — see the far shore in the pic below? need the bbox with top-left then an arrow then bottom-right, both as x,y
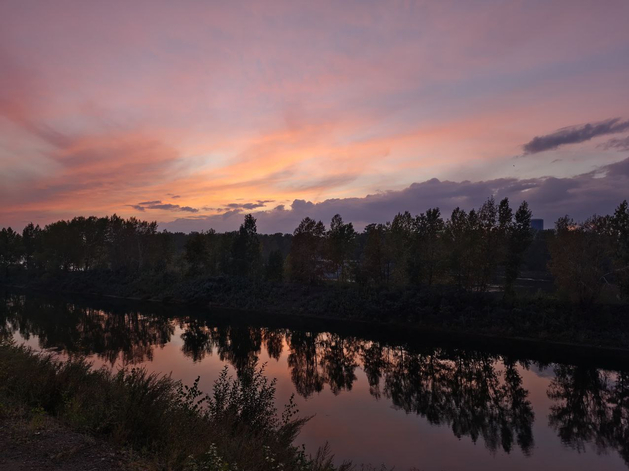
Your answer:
5,278 -> 629,369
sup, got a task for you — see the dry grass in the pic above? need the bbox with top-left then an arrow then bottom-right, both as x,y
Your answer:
0,340 -> 344,471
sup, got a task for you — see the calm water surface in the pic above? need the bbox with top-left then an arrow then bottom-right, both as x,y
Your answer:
2,291 -> 628,470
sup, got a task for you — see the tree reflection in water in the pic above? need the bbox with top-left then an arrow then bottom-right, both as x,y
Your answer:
376,348 -> 534,454
2,293 -> 173,365
287,331 -> 324,397
3,292 -> 629,464
548,365 -> 629,465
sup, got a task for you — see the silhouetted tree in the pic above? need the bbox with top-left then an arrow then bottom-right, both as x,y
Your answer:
444,208 -> 475,290
360,223 -> 392,285
232,214 -> 261,278
326,214 -> 356,282
497,197 -> 514,267
288,217 -> 326,283
185,230 -> 218,275
548,215 -> 613,306
612,200 -> 629,298
21,223 -> 42,273
265,249 -> 284,282
389,211 -> 414,285
0,227 -> 23,279
149,230 -> 175,272
39,220 -> 76,271
412,207 -> 445,286
106,215 -> 158,272
504,201 -> 533,295
6,196 -> 629,307
475,197 -> 499,292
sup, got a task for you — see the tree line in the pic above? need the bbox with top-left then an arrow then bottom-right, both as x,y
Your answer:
2,198 -> 629,304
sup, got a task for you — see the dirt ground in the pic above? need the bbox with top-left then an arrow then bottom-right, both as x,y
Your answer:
0,414 -> 148,471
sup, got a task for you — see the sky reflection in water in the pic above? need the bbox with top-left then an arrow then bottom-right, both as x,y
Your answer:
2,292 -> 628,471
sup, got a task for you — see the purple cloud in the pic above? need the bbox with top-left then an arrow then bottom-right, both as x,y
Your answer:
523,118 -> 629,154
600,135 -> 629,151
133,200 -> 199,213
225,200 -> 274,210
161,157 -> 629,234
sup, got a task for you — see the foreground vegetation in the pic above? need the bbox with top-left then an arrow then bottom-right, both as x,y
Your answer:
0,340 -> 348,471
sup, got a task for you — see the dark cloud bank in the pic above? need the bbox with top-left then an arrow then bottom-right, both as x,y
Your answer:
223,200 -> 274,211
601,135 -> 629,151
131,201 -> 198,213
161,156 -> 629,234
522,118 -> 629,154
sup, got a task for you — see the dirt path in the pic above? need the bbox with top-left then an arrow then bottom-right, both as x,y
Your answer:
0,415 -> 145,471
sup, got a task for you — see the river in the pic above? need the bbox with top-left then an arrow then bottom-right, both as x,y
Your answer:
2,291 -> 627,470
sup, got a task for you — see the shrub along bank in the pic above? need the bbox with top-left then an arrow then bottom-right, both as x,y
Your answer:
0,340 -> 349,471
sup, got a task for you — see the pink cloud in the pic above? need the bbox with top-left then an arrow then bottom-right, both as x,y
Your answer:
1,1 -> 629,230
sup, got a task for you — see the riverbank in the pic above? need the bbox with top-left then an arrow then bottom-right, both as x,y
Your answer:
6,269 -> 629,352
0,408 -> 141,471
0,341 -> 345,471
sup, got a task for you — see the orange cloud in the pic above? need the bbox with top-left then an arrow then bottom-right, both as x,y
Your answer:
2,1 -> 629,229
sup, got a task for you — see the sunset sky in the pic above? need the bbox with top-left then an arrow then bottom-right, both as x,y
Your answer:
2,0 -> 629,233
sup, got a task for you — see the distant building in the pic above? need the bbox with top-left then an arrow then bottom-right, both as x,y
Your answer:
531,219 -> 544,231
